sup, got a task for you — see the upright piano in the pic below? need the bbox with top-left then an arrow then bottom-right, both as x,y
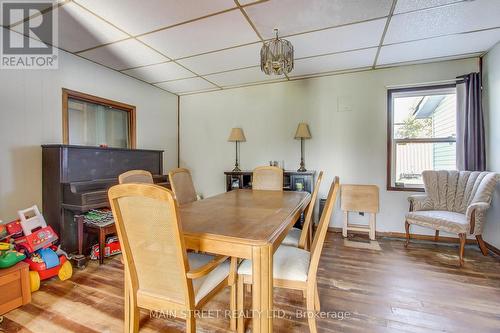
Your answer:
42,145 -> 169,253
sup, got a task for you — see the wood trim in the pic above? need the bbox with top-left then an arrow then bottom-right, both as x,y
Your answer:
386,83 -> 457,192
328,227 -> 478,244
61,88 -> 136,148
485,241 -> 500,256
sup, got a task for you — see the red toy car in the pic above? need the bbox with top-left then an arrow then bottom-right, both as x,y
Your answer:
7,206 -> 72,291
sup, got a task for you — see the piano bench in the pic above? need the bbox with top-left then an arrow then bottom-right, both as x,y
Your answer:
77,218 -> 117,265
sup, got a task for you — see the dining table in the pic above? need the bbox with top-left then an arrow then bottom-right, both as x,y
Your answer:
179,189 -> 311,333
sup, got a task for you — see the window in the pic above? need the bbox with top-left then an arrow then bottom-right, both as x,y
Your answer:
62,89 -> 136,148
387,84 -> 457,191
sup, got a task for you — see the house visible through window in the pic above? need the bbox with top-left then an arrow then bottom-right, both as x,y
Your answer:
62,89 -> 136,149
387,84 -> 457,191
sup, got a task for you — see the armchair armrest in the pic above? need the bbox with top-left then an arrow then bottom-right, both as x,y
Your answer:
186,255 -> 228,279
408,195 -> 432,211
466,202 -> 491,235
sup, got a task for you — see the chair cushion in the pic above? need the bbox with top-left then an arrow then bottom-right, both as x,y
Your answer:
281,227 -> 301,247
188,252 -> 230,304
406,210 -> 468,234
237,245 -> 310,282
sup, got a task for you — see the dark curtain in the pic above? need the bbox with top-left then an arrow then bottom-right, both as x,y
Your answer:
457,72 -> 486,171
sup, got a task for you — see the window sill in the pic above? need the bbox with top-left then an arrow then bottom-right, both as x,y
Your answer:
387,186 -> 425,192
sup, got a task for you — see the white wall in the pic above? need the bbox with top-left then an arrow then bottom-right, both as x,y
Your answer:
0,47 -> 178,222
180,58 -> 479,235
483,41 -> 500,248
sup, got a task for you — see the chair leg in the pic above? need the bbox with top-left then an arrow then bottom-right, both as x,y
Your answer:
434,230 -> 439,242
237,276 -> 245,333
124,282 -> 130,333
458,233 -> 466,267
314,284 -> 320,312
186,312 -> 196,333
476,235 -> 489,256
405,221 -> 410,248
306,289 -> 318,333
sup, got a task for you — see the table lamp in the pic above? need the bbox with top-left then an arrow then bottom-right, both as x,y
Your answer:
294,123 -> 311,172
228,128 -> 246,172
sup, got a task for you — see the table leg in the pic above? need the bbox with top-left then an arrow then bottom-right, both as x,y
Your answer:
77,217 -> 84,255
252,244 -> 273,333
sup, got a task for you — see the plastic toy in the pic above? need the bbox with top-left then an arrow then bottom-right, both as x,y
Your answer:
7,205 -> 73,291
90,235 -> 121,260
0,241 -> 26,268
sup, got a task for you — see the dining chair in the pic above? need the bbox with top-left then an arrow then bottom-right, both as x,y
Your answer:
282,171 -> 324,250
108,183 -> 237,333
118,170 -> 154,184
236,177 -> 340,333
168,168 -> 198,205
252,166 -> 283,191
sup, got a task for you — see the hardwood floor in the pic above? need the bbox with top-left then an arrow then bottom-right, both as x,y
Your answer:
2,233 -> 500,333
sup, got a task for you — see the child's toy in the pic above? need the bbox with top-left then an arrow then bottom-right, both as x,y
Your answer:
9,206 -> 72,291
90,235 -> 121,260
0,223 -> 8,241
0,241 -> 26,268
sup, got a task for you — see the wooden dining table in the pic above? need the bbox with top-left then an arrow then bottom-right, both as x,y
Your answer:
179,189 -> 311,333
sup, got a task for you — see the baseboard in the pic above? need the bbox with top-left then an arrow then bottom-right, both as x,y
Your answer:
485,242 -> 500,256
328,227 -> 477,244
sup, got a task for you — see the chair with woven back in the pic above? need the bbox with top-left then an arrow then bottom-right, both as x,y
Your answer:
252,166 -> 283,191
168,168 -> 198,205
108,183 -> 237,333
236,176 -> 340,333
118,170 -> 154,184
282,171 -> 324,250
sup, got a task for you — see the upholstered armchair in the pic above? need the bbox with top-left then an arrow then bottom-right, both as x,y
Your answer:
405,170 -> 498,266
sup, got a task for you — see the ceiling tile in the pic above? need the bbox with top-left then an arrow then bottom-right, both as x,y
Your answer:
74,0 -> 236,36
394,0 -> 463,14
23,2 -> 128,53
122,62 -> 194,83
244,0 -> 392,39
78,39 -> 167,70
177,43 -> 262,75
291,48 -> 377,77
155,77 -> 218,94
238,0 -> 264,5
204,66 -> 285,87
138,10 -> 259,59
385,0 -> 500,44
288,19 -> 386,59
378,28 -> 500,65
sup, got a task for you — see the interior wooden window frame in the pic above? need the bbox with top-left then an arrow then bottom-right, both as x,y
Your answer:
62,88 -> 136,149
386,83 -> 457,192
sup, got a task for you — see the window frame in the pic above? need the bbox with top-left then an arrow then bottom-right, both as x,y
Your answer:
62,88 -> 136,149
386,83 -> 457,192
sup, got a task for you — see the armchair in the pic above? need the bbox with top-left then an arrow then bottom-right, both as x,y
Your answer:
405,170 -> 498,266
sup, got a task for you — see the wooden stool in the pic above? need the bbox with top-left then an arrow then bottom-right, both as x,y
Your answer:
341,185 -> 379,240
77,217 -> 117,265
0,262 -> 31,315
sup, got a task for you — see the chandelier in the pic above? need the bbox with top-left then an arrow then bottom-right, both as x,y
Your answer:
260,29 -> 294,75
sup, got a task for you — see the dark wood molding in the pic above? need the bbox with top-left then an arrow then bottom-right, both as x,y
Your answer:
62,88 -> 136,148
485,240 -> 500,256
328,227 -> 478,244
386,83 -> 457,192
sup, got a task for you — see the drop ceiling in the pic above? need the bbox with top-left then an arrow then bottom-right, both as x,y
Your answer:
3,0 -> 500,95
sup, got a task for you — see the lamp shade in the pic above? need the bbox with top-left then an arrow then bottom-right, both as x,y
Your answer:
228,128 -> 246,142
294,123 -> 311,139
